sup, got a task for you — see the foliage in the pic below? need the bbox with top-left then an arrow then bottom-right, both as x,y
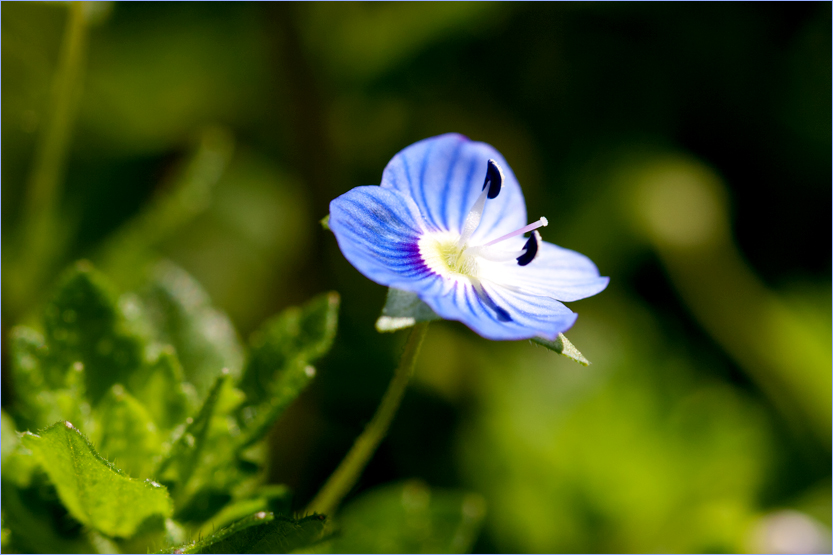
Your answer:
317,480 -> 485,554
3,259 -> 487,553
160,512 -> 329,555
1,261 -> 348,553
21,421 -> 172,539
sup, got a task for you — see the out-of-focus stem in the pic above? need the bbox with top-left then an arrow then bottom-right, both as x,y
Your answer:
306,323 -> 429,516
23,2 -> 87,221
630,156 -> 831,448
10,2 -> 89,318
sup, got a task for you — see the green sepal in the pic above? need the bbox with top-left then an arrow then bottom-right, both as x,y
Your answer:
531,333 -> 591,366
20,421 -> 172,538
375,288 -> 440,333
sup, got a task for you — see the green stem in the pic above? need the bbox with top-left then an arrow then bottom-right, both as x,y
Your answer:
306,322 -> 429,516
11,1 -> 89,317
24,1 -> 87,220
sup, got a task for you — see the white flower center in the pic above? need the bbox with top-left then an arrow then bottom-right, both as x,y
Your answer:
418,215 -> 548,282
419,232 -> 481,279
416,159 -> 550,322
416,160 -> 548,331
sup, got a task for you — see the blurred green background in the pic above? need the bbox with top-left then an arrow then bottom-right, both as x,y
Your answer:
3,2 -> 830,553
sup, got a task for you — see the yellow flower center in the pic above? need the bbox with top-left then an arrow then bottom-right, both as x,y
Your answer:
418,232 -> 479,279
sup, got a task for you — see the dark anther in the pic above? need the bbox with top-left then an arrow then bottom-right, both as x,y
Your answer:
482,159 -> 503,199
516,231 -> 540,266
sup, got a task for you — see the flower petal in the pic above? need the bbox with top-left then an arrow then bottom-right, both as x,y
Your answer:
419,279 -> 578,341
481,240 -> 610,302
380,133 -> 526,242
329,186 -> 436,290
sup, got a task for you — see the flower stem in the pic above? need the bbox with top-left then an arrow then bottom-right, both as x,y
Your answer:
306,322 -> 429,516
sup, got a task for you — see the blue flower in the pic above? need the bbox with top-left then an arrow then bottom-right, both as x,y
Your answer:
329,133 -> 608,341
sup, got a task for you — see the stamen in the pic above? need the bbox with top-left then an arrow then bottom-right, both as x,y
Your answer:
468,229 -> 541,265
482,217 -> 548,247
457,160 -> 505,248
482,159 -> 503,199
516,230 -> 540,266
466,246 -> 523,262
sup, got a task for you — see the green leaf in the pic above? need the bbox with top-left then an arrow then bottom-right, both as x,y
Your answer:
51,361 -> 96,436
195,484 -> 292,540
1,411 -> 36,487
20,421 -> 172,538
156,372 -> 246,515
531,333 -> 591,366
156,374 -> 229,491
129,345 -> 195,431
322,480 -> 486,554
375,288 -> 440,333
43,261 -> 145,404
95,384 -> 163,480
7,326 -> 47,400
8,326 -> 51,429
1,411 -> 19,462
240,292 -> 339,405
237,358 -> 317,451
164,512 -> 327,554
142,261 -> 244,398
8,325 -> 94,432
237,292 -> 339,446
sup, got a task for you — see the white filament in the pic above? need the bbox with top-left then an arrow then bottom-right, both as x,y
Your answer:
481,217 -> 548,247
